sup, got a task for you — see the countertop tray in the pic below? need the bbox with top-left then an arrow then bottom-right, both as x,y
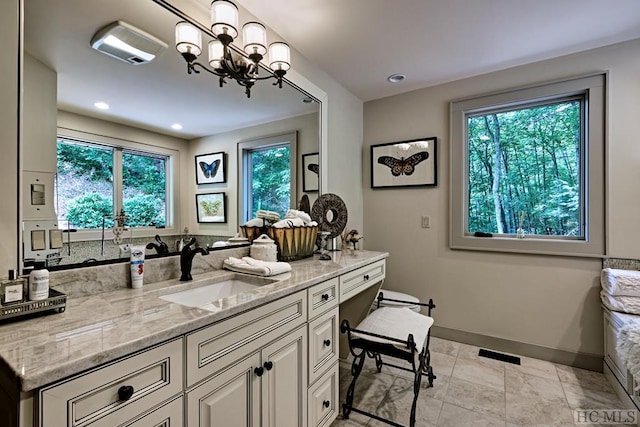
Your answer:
0,288 -> 66,321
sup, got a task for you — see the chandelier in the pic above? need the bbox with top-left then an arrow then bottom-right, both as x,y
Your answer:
174,0 -> 291,98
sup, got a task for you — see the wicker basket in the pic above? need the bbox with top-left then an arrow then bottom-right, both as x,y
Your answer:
239,226 -> 266,242
267,226 -> 318,261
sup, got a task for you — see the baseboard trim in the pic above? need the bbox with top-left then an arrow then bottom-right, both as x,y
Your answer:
432,325 -> 603,372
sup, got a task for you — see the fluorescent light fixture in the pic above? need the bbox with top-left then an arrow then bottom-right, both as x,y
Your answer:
94,101 -> 110,110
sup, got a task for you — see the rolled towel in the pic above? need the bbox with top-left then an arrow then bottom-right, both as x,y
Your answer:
272,218 -> 305,228
602,268 -> 640,296
223,256 -> 291,277
244,218 -> 264,227
257,210 -> 281,222
285,209 -> 312,224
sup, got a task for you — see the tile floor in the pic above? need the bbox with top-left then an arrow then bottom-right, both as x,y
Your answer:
330,337 -> 633,427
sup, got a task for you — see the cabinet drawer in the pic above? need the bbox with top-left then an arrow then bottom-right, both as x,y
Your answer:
40,338 -> 183,427
339,260 -> 385,302
308,307 -> 338,385
308,278 -> 338,319
186,291 -> 306,387
308,362 -> 339,427
124,395 -> 183,427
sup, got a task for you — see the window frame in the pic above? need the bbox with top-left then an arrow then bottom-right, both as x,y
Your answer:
56,129 -> 179,240
237,131 -> 297,224
449,73 -> 606,257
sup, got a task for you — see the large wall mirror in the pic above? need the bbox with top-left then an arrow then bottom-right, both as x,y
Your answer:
22,0 -> 321,270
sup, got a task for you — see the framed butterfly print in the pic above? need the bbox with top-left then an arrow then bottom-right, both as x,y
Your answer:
196,192 -> 227,223
195,152 -> 226,185
371,137 -> 437,188
302,152 -> 319,192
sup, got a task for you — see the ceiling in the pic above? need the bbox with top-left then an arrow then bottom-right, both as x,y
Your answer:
238,0 -> 640,101
24,0 -> 318,139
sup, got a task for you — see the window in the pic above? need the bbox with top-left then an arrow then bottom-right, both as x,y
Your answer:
450,74 -> 605,256
56,137 -> 169,230
238,132 -> 297,223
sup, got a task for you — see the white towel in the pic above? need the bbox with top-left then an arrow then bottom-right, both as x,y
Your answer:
223,256 -> 291,277
272,218 -> 305,228
244,218 -> 264,227
601,268 -> 640,296
285,209 -> 312,224
601,290 -> 640,315
256,210 -> 281,222
353,307 -> 433,350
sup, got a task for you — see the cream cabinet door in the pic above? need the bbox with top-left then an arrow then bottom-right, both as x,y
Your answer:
261,326 -> 308,427
186,352 -> 261,427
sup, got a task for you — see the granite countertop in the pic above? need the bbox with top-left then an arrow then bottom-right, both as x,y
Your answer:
0,250 -> 387,392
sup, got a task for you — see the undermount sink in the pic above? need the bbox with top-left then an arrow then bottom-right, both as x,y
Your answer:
160,277 -> 276,311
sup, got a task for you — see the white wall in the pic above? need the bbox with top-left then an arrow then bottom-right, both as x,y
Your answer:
187,113 -> 318,235
363,38 -> 640,358
0,0 -> 20,273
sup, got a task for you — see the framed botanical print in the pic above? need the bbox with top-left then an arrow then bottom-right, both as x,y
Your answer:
195,152 -> 226,184
196,192 -> 227,223
370,137 -> 437,188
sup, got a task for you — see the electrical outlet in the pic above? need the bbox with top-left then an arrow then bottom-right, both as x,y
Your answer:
421,216 -> 431,228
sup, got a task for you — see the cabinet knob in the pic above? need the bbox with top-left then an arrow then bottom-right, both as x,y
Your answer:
363,274 -> 370,280
117,385 -> 134,401
254,366 -> 264,377
323,400 -> 330,408
264,361 -> 273,371
321,293 -> 329,301
323,339 -> 331,347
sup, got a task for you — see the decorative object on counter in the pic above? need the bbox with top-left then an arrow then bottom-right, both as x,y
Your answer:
195,152 -> 226,184
28,261 -> 49,301
112,209 -> 129,244
228,235 -> 249,245
298,194 -> 311,214
344,229 -> 364,250
318,231 -> 331,260
311,193 -> 348,260
196,192 -> 227,223
129,246 -> 145,289
267,224 -> 318,261
146,235 -> 170,254
180,237 -> 209,281
517,211 -> 526,239
371,137 -> 437,188
174,0 -> 291,99
0,288 -> 66,321
250,234 -> 278,262
302,152 -> 319,192
223,256 -> 292,277
1,271 -> 26,305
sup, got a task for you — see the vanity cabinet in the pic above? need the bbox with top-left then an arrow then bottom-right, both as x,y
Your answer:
39,337 -> 183,427
186,326 -> 307,427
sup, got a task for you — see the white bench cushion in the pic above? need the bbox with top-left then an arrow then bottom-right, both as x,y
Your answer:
353,306 -> 433,350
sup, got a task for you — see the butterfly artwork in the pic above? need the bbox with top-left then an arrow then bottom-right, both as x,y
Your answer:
195,152 -> 226,184
377,151 -> 429,176
199,159 -> 220,179
302,153 -> 319,192
371,137 -> 437,188
307,163 -> 319,175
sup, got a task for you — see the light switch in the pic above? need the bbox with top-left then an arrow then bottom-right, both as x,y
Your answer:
31,184 -> 45,206
421,216 -> 431,228
31,229 -> 46,251
50,229 -> 63,249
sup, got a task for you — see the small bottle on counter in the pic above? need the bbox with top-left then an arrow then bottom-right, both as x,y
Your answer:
29,262 -> 50,301
1,270 -> 26,305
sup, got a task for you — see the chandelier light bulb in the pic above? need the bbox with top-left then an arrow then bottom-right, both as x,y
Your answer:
175,21 -> 202,56
242,22 -> 267,57
269,42 -> 291,71
208,40 -> 224,69
211,0 -> 239,40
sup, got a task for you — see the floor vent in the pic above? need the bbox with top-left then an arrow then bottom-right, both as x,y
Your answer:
478,349 -> 521,365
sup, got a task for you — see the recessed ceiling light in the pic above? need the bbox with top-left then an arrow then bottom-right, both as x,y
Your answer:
387,73 -> 406,83
94,101 -> 110,110
171,123 -> 183,130
301,97 -> 314,104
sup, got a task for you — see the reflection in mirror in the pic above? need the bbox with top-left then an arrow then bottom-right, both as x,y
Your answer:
22,0 -> 319,270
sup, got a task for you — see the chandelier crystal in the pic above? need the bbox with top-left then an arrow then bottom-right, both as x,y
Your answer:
174,0 -> 290,98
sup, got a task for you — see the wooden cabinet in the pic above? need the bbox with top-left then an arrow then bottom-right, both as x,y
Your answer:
339,260 -> 385,302
187,326 -> 307,427
307,363 -> 339,427
39,338 -> 183,427
308,307 -> 338,385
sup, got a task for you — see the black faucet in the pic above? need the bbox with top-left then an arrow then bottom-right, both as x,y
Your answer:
180,237 -> 208,281
146,234 -> 170,254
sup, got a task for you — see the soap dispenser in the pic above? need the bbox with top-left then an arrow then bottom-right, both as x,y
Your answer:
29,261 -> 50,301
